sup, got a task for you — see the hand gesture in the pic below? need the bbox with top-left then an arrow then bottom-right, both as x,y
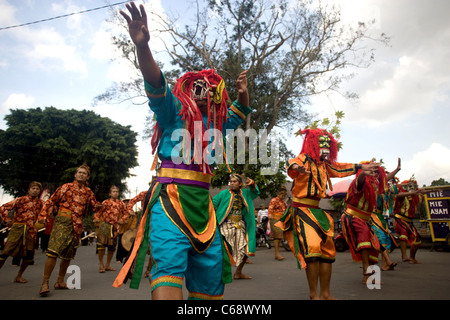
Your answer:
236,70 -> 248,94
120,2 -> 150,48
245,177 -> 254,186
291,163 -> 311,174
361,162 -> 380,177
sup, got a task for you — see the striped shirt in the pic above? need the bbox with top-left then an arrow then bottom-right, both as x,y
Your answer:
287,153 -> 357,199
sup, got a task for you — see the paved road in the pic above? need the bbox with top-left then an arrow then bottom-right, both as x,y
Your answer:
0,240 -> 449,302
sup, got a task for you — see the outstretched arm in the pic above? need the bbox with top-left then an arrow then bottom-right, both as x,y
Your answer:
120,2 -> 163,88
386,157 -> 401,182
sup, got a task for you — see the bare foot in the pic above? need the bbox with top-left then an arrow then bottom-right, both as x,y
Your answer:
234,273 -> 252,280
409,259 -> 421,264
320,295 -> 338,300
14,276 -> 28,283
275,256 -> 285,261
39,282 -> 50,296
54,282 -> 69,289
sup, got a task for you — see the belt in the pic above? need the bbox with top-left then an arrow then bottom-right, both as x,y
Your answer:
156,161 -> 211,189
395,214 -> 412,223
228,214 -> 243,223
57,209 -> 72,218
345,204 -> 371,222
291,197 -> 320,209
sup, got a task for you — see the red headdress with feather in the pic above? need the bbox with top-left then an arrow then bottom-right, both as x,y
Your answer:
299,128 -> 338,163
398,176 -> 420,207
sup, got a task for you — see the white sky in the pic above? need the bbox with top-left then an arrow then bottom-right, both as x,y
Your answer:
1,0 -> 449,204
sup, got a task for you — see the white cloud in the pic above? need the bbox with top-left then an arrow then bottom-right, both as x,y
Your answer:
0,0 -> 17,27
402,143 -> 450,186
89,22 -> 118,61
311,0 -> 450,128
1,93 -> 35,113
50,2 -> 86,33
18,26 -> 88,75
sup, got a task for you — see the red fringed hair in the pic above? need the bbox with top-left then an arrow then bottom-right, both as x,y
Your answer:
299,128 -> 338,163
355,162 -> 388,210
398,179 -> 420,207
150,69 -> 229,173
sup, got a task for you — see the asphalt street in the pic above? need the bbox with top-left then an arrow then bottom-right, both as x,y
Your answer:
0,240 -> 449,302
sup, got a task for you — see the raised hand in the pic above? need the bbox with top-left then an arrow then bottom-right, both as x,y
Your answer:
120,2 -> 150,48
236,70 -> 249,94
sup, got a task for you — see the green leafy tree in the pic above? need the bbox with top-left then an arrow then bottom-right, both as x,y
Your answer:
430,178 -> 450,187
0,107 -> 138,200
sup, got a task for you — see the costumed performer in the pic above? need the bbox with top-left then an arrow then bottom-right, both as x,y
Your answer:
268,186 -> 288,261
94,185 -> 129,273
0,181 -> 43,283
393,176 -> 426,264
213,174 -> 259,280
114,2 -> 251,300
276,128 -> 376,300
341,159 -> 399,284
38,164 -> 102,296
370,160 -> 401,271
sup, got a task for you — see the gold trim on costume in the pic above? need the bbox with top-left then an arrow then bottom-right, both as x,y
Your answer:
394,214 -> 412,223
292,197 -> 320,207
157,168 -> 211,184
345,205 -> 371,221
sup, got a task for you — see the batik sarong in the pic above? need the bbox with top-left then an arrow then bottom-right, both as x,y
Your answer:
47,213 -> 79,260
0,223 -> 35,262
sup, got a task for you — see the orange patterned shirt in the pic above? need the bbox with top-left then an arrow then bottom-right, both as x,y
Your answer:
39,181 -> 101,236
94,198 -> 128,227
0,195 -> 43,239
268,197 -> 287,220
127,191 -> 147,214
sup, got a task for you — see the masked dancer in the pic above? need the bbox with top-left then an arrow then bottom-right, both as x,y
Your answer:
114,2 -> 251,300
276,128 -> 375,300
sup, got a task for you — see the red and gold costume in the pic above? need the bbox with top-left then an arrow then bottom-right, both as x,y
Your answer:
277,128 -> 359,268
341,164 -> 389,264
393,179 -> 422,248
